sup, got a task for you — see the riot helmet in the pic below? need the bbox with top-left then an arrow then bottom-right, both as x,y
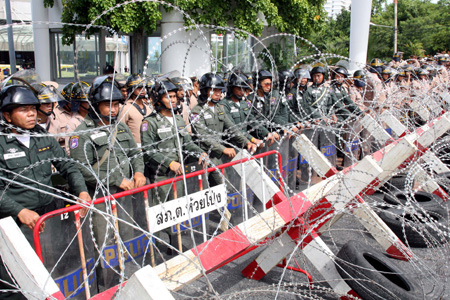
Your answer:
310,66 -> 326,85
294,68 -> 311,88
227,72 -> 248,100
278,70 -> 294,92
32,83 -> 63,117
393,52 -> 402,62
70,81 -> 91,113
353,70 -> 366,88
369,58 -> 383,75
153,80 -> 179,113
89,75 -> 124,123
0,85 -> 40,130
59,82 -> 74,108
331,67 -> 348,85
125,73 -> 147,99
199,72 -> 225,104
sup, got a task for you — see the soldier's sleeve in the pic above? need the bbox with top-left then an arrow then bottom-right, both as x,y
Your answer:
141,119 -> 172,174
302,89 -> 315,122
182,127 -> 205,155
273,101 -> 289,127
50,137 -> 89,195
246,101 -> 270,139
191,107 -> 226,155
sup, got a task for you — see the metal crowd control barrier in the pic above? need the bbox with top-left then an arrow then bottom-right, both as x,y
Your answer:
32,150 -> 284,298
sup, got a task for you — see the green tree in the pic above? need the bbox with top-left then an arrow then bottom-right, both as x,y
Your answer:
45,0 -> 326,73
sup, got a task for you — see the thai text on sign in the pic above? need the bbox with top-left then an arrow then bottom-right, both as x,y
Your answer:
147,184 -> 226,232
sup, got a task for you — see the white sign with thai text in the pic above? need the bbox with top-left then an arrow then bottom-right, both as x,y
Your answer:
146,184 -> 226,233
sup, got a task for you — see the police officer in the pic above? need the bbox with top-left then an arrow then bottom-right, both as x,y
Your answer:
70,75 -> 145,195
246,70 -> 281,144
288,68 -> 310,126
141,80 -> 207,202
220,72 -> 262,146
32,83 -> 62,130
49,82 -> 89,151
330,67 -> 362,121
191,73 -> 257,186
117,74 -> 152,147
69,75 -> 145,287
0,85 -> 91,299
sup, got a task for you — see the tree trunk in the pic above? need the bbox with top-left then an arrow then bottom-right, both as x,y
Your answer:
130,27 -> 147,74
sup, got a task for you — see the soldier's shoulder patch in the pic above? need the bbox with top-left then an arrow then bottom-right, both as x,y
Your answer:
218,112 -> 224,115
247,101 -> 252,108
287,93 -> 293,100
141,120 -> 149,132
69,136 -> 79,149
271,97 -> 276,104
191,114 -> 200,123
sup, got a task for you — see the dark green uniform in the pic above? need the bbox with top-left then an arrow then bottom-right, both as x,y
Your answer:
302,83 -> 343,121
191,103 -> 250,186
287,86 -> 308,123
141,111 -> 204,202
247,90 -> 288,138
69,116 -> 144,286
220,96 -> 259,143
0,125 -> 88,300
0,125 -> 88,220
69,116 -> 144,189
330,83 -> 362,121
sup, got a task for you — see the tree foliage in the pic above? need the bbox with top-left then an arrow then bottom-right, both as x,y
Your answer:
47,0 -> 326,45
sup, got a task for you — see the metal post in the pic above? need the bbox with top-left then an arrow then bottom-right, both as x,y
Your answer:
394,0 -> 398,54
5,0 -> 16,73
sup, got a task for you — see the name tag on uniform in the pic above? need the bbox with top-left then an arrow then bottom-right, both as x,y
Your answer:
157,127 -> 172,133
90,132 -> 107,140
230,107 -> 239,113
204,113 -> 212,119
4,152 -> 26,160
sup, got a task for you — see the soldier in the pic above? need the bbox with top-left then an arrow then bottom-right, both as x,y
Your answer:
389,52 -> 406,68
69,75 -> 145,286
141,79 -> 207,202
288,68 -> 311,126
48,82 -> 87,151
191,73 -> 257,186
246,70 -> 282,144
70,75 -> 145,195
330,67 -> 361,122
117,74 -> 153,147
220,72 -> 263,146
33,83 -> 62,130
171,77 -> 194,131
0,85 -> 91,299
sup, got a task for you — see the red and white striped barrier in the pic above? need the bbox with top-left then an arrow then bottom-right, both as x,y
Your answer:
0,217 -> 65,300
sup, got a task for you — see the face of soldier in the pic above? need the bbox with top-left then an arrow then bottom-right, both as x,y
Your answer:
232,86 -> 245,98
382,74 -> 390,81
120,87 -> 127,99
176,89 -> 184,99
299,78 -> 308,87
334,73 -> 345,84
312,73 -> 324,85
207,88 -> 222,102
40,103 -> 53,115
98,101 -> 120,118
260,79 -> 272,93
3,105 -> 37,130
133,86 -> 147,99
161,91 -> 177,109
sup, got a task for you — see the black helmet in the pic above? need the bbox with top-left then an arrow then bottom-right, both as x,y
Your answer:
278,70 -> 295,90
71,81 -> 90,102
310,66 -> 326,76
0,85 -> 39,112
381,67 -> 394,75
437,56 -> 447,65
417,69 -> 429,77
255,70 -> 273,84
153,80 -> 178,111
228,73 -> 248,89
170,77 -> 193,92
199,73 -> 225,103
396,69 -> 406,77
60,82 -> 74,107
103,64 -> 115,75
333,67 -> 348,78
370,58 -> 383,67
32,83 -> 63,104
353,70 -> 366,88
294,68 -> 311,80
125,74 -> 146,94
90,75 -> 123,105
